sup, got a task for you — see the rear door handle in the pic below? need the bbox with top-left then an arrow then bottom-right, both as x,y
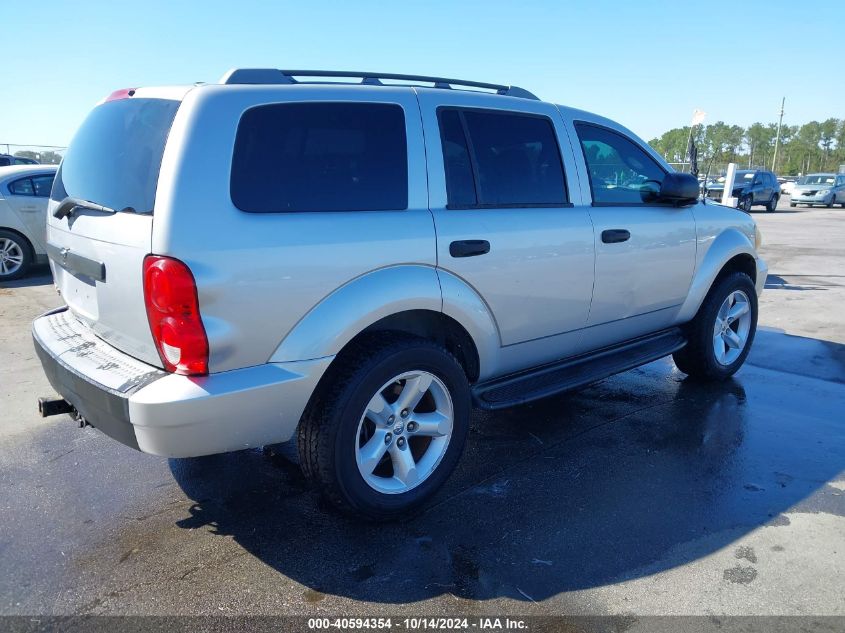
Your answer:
449,240 -> 490,258
601,229 -> 631,244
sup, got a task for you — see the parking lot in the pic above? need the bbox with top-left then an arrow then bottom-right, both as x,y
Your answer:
1,199 -> 843,622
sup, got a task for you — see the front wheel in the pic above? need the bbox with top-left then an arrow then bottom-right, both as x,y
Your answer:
739,196 -> 752,212
673,272 -> 758,380
829,196 -> 837,209
298,335 -> 470,520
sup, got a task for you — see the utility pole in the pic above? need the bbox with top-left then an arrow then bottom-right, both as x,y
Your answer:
771,97 -> 785,172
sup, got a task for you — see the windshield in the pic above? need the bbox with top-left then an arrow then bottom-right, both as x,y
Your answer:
710,171 -> 753,185
50,98 -> 180,213
798,175 -> 835,185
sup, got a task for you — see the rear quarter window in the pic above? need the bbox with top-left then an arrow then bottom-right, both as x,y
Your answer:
230,102 -> 408,213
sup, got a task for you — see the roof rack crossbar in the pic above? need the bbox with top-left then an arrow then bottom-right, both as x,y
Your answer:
220,68 -> 539,100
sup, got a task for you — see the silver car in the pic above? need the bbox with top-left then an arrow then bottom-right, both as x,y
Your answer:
33,69 -> 767,519
790,173 -> 845,208
0,165 -> 57,279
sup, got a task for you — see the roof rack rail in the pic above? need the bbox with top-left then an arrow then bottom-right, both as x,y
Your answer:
219,69 -> 539,100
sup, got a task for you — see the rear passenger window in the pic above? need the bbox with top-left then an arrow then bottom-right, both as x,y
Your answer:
231,102 -> 408,213
32,175 -> 55,197
9,178 -> 34,196
439,108 -> 567,208
439,110 -> 477,207
575,122 -> 666,205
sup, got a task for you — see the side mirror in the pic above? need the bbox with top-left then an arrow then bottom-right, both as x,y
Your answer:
658,172 -> 699,204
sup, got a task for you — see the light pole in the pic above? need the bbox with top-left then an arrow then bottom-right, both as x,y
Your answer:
771,97 -> 785,172
683,109 -> 706,173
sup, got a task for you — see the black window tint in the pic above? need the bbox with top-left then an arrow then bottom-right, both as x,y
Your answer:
575,123 -> 666,205
461,110 -> 566,205
32,175 -> 55,197
231,102 -> 407,213
439,110 -> 477,207
9,178 -> 34,196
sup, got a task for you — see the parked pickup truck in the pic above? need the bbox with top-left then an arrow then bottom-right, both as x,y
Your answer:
33,69 -> 766,519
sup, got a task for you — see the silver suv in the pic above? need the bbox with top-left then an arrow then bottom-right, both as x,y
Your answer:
33,69 -> 767,519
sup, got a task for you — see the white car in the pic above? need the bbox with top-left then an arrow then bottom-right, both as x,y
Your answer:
0,165 -> 57,279
780,178 -> 797,196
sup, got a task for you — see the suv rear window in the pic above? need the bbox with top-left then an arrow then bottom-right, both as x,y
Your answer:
231,102 -> 408,213
50,98 -> 180,214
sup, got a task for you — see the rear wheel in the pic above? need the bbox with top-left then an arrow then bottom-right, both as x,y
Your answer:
766,194 -> 778,212
0,230 -> 32,281
297,335 -> 470,520
673,272 -> 758,380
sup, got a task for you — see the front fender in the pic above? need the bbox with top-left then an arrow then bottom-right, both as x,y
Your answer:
269,265 -> 442,363
676,227 -> 758,323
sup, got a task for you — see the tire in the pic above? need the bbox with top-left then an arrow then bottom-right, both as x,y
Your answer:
789,201 -> 796,208
766,194 -> 778,212
739,196 -> 752,213
297,334 -> 471,520
673,272 -> 758,381
829,196 -> 836,209
0,230 -> 33,281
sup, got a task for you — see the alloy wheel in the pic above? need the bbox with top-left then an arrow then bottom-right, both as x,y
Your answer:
355,370 -> 454,494
712,290 -> 752,366
0,238 -> 24,277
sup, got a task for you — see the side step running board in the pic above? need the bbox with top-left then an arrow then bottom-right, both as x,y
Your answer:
472,328 -> 686,410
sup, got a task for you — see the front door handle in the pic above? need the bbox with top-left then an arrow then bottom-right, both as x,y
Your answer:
449,240 -> 490,258
601,229 -> 631,244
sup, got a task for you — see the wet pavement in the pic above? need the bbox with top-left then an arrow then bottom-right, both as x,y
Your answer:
1,202 -> 843,618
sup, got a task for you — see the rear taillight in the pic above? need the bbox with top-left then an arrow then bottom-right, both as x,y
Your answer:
143,255 -> 208,376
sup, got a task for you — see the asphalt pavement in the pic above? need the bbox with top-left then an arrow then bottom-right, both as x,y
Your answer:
0,200 -> 843,624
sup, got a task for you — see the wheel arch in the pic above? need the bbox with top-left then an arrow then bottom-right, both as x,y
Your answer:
0,226 -> 35,253
269,265 -> 495,382
677,228 -> 759,323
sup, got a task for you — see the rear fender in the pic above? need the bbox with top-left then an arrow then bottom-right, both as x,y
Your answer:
269,265 -> 442,363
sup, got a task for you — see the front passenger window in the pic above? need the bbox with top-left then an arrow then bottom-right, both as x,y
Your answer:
575,123 -> 666,205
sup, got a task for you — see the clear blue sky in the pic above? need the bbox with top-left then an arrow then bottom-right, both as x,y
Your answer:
1,0 -> 841,148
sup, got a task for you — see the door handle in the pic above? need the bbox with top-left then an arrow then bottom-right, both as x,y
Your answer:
449,240 -> 490,258
601,229 -> 631,244
19,206 -> 39,212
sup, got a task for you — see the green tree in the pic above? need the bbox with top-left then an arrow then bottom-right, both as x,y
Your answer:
745,122 -> 774,168
819,118 -> 838,169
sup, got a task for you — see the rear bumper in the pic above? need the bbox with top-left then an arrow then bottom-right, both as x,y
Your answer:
34,322 -> 141,449
33,308 -> 332,457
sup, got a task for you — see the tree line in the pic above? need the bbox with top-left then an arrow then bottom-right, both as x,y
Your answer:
11,150 -> 63,164
649,118 -> 845,176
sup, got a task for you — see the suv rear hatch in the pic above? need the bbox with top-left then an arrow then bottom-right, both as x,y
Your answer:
47,89 -> 185,368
